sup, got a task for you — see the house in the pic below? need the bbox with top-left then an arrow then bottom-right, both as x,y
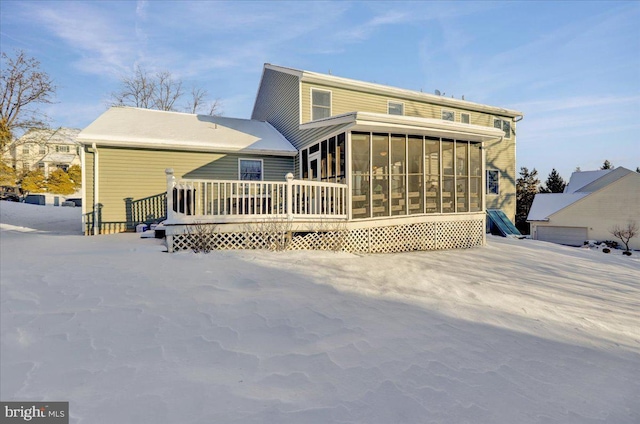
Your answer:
9,128 -> 81,176
527,167 -> 640,249
79,64 -> 523,253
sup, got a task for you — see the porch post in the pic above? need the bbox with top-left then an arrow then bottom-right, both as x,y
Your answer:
166,168 -> 176,222
285,172 -> 294,220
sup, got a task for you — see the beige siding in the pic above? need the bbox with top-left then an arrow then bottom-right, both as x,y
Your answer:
533,173 -> 640,249
87,146 -> 292,232
301,81 -> 498,127
485,136 -> 516,221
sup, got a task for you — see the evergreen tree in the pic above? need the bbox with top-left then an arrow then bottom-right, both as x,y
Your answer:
516,167 -> 540,234
601,160 -> 614,170
20,169 -> 46,194
67,164 -> 81,190
539,168 -> 566,193
46,168 -> 75,195
636,167 -> 639,173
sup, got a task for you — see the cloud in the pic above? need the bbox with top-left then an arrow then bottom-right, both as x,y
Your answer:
26,3 -> 136,77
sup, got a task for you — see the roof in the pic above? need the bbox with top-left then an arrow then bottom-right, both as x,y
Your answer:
17,128 -> 81,145
563,169 -> 611,193
264,64 -> 523,119
527,193 -> 589,221
78,107 -> 297,156
41,153 -> 77,163
299,111 -> 506,143
528,167 -> 636,221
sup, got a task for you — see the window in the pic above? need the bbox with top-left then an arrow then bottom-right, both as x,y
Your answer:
37,162 -> 45,170
57,164 -> 69,172
22,146 -> 30,155
239,159 -> 263,181
494,118 -> 511,138
461,113 -> 470,124
39,146 -> 47,154
487,170 -> 500,195
442,110 -> 455,121
388,101 -> 404,116
311,89 -> 331,120
56,145 -> 70,153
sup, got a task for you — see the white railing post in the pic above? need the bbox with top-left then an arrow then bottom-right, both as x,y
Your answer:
165,168 -> 176,222
285,172 -> 294,220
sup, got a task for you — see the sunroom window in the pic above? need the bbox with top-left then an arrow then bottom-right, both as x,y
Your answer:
442,110 -> 455,121
311,89 -> 331,120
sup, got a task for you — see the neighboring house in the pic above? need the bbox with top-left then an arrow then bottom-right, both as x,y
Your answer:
527,167 -> 640,249
79,64 -> 523,253
10,128 -> 81,176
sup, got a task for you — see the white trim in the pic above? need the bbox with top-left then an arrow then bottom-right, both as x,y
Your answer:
310,87 -> 332,122
80,145 -> 86,232
92,143 -> 99,236
238,158 -> 264,181
387,100 -> 405,116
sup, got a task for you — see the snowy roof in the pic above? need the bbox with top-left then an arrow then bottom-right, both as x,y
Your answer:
17,128 -> 81,145
528,167 -> 636,221
527,193 -> 589,221
564,170 -> 611,193
41,153 -> 77,163
78,107 -> 297,156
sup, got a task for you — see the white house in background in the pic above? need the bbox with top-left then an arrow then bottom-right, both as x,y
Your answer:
10,128 -> 81,176
527,167 -> 640,249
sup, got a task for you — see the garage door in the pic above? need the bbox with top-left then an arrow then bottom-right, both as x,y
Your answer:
536,226 -> 588,246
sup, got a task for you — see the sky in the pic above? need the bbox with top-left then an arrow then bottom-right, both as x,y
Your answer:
1,0 -> 638,180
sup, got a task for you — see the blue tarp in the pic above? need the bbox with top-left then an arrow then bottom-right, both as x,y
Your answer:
487,209 -> 522,237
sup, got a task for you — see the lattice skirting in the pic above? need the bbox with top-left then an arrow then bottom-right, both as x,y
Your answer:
169,219 -> 484,253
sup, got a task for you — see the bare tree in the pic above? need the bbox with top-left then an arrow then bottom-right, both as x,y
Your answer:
610,221 -> 638,253
0,50 -> 56,153
186,87 -> 222,116
111,66 -> 221,115
154,71 -> 182,111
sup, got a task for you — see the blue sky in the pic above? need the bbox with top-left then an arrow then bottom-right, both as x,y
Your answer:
1,0 -> 638,180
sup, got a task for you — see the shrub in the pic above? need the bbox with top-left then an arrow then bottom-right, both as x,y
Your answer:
623,251 -> 632,256
602,248 -> 610,254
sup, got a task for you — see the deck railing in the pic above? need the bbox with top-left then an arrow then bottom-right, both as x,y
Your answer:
165,169 -> 348,223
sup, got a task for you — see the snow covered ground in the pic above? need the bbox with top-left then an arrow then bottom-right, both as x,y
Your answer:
1,201 -> 639,423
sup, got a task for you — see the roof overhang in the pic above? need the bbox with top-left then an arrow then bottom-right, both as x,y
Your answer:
77,134 -> 298,157
299,112 -> 506,143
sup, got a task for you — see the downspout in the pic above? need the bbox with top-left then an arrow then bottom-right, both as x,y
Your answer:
80,145 -> 86,234
92,142 -> 99,236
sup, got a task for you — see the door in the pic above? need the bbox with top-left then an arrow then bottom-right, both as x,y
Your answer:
536,226 -> 588,247
307,152 -> 321,213
308,152 -> 321,181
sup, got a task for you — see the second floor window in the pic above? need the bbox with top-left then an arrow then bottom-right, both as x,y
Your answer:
39,146 -> 47,154
22,146 -> 30,155
461,113 -> 470,124
442,110 -> 455,121
311,89 -> 331,121
56,145 -> 70,153
494,118 -> 512,138
388,101 -> 404,116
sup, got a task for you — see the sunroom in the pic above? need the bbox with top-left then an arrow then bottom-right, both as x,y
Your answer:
166,112 -> 505,252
